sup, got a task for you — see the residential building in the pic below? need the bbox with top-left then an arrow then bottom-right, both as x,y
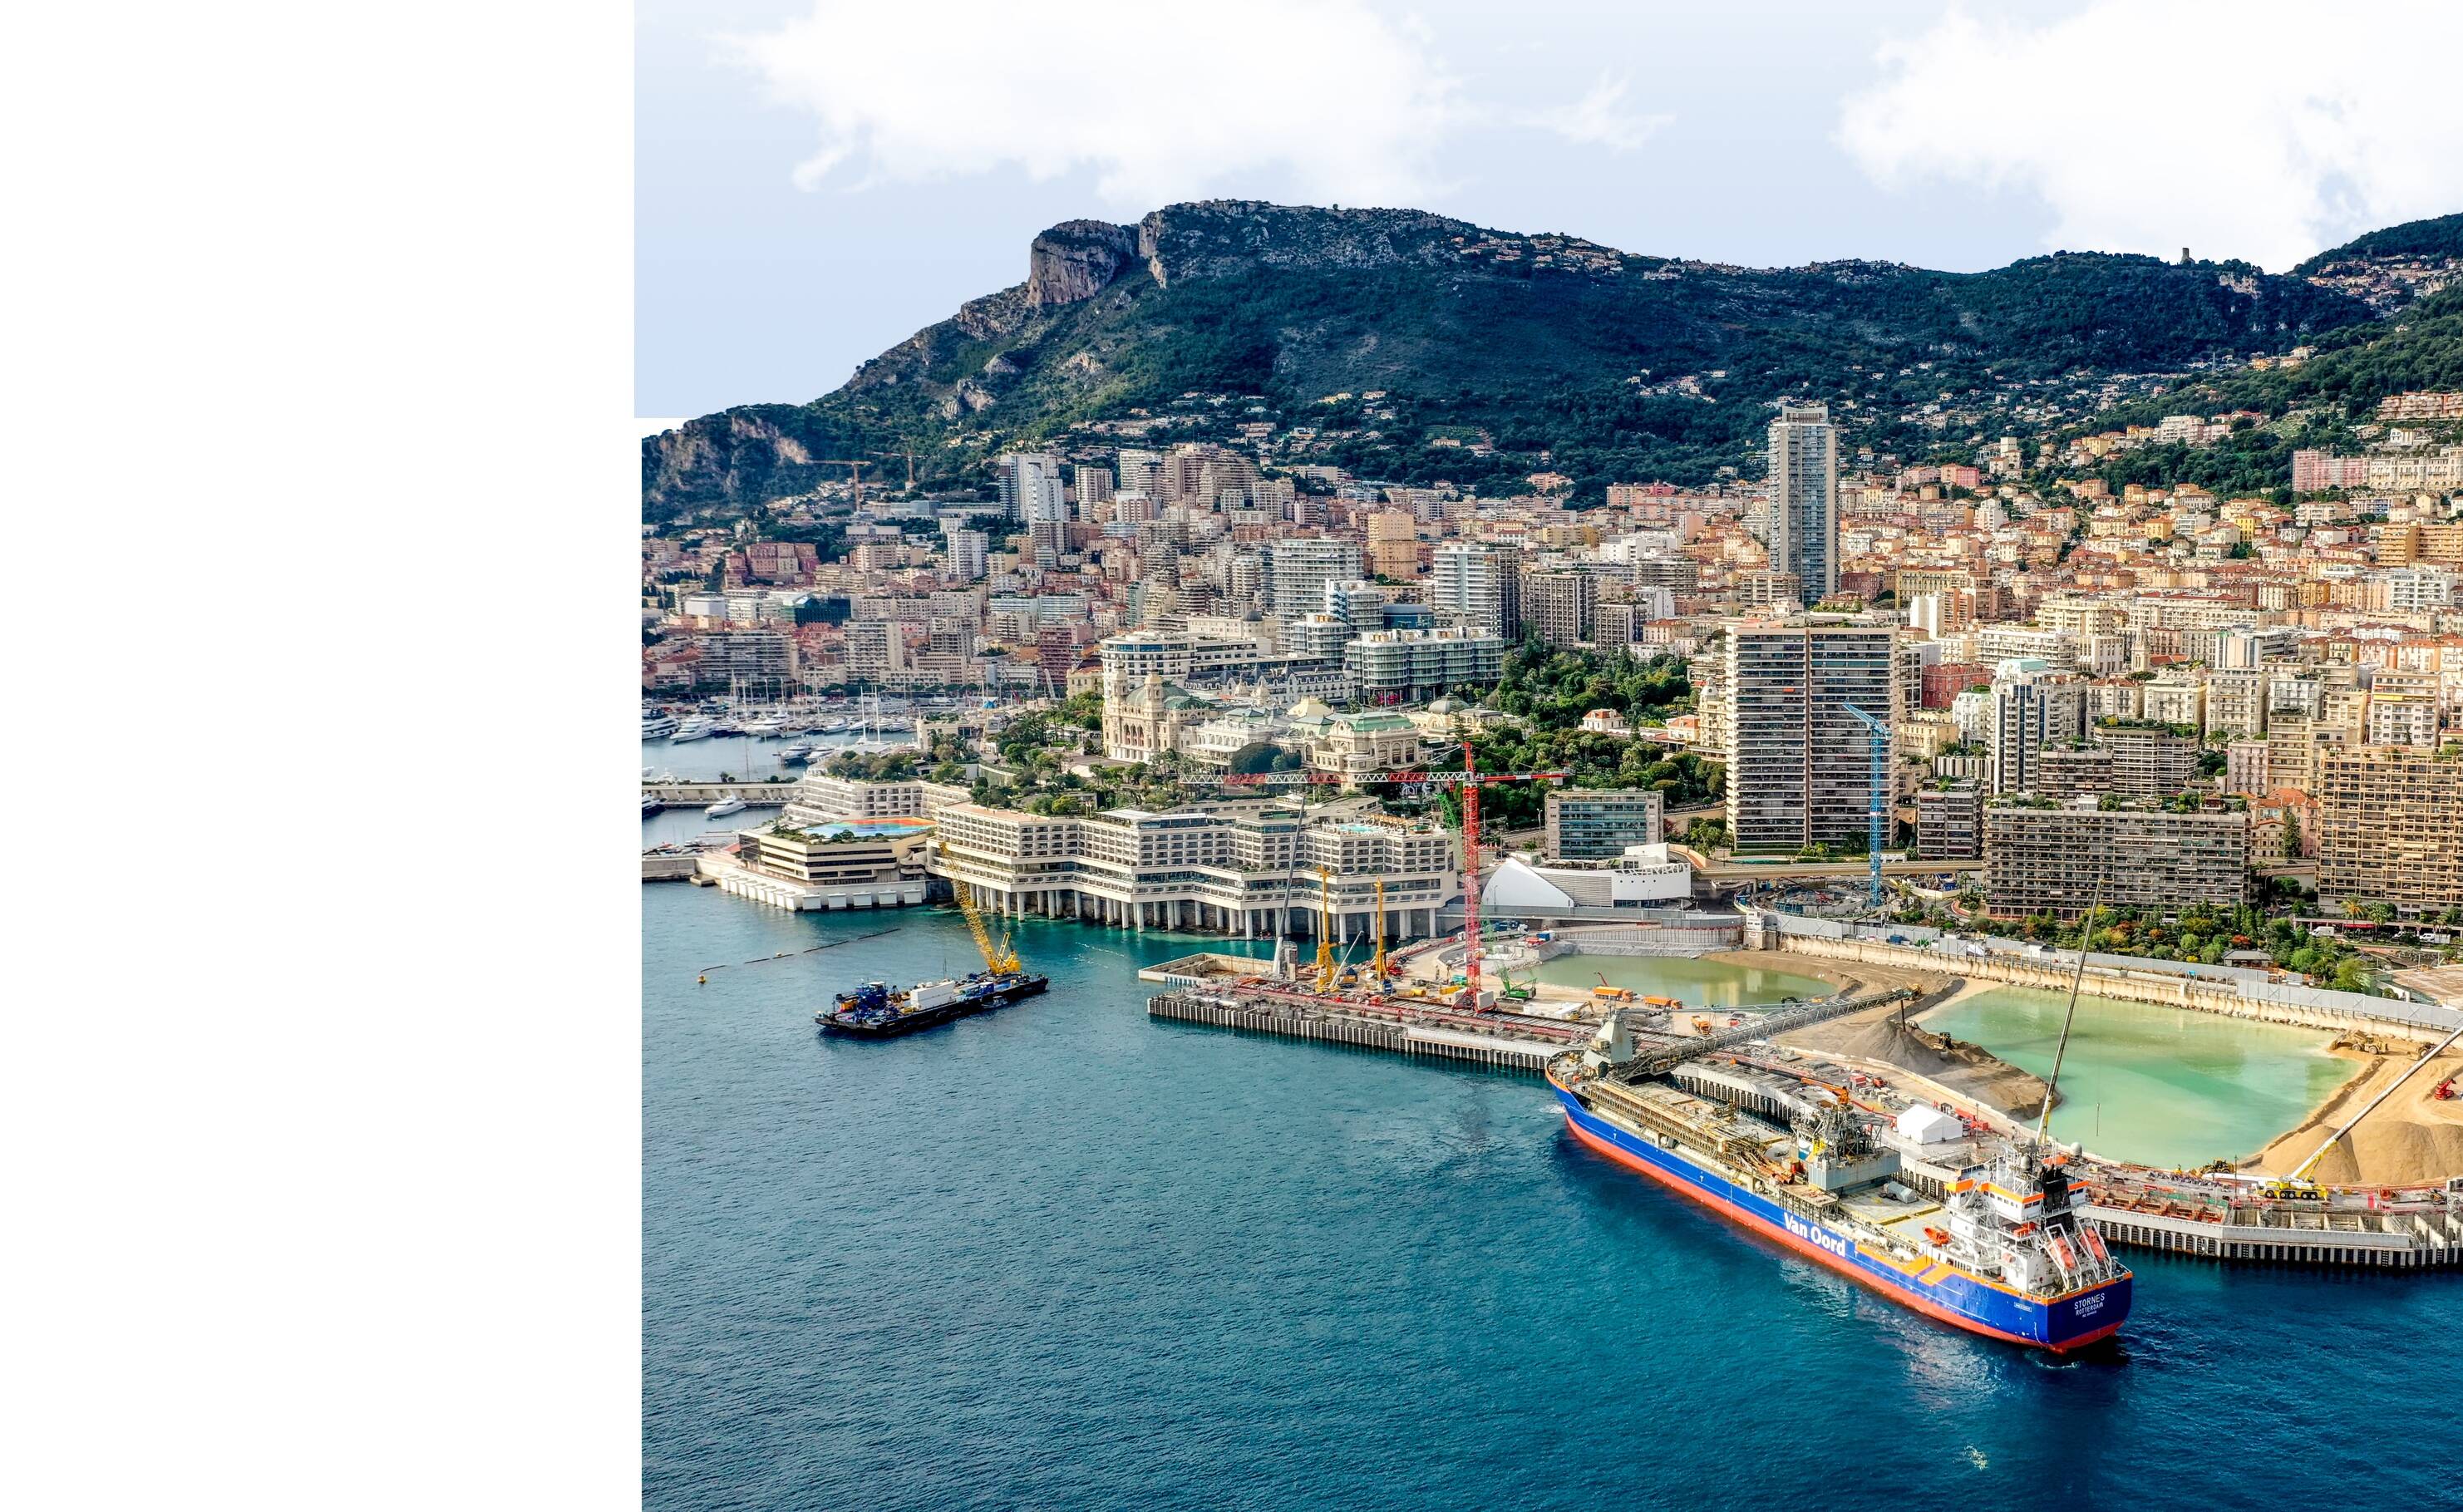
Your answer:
1544,790 -> 1667,861
1365,511 -> 1421,579
1264,538 -> 1363,621
1724,618 -> 1897,853
1766,404 -> 1840,599
2096,720 -> 2204,798
1522,569 -> 1598,646
1989,672 -> 2086,795
1428,542 -> 1523,637
1983,799 -> 2249,919
1344,626 -> 1505,704
1915,781 -> 1983,861
2315,747 -> 2463,915
996,451 -> 1066,524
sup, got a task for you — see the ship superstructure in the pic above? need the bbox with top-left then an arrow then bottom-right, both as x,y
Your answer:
1549,1007 -> 2130,1351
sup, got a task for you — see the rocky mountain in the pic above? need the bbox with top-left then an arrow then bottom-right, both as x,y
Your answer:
644,201 -> 2434,520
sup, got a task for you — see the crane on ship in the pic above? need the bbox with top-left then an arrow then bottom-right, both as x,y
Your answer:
937,840 -> 1020,974
1220,746 -> 1564,1009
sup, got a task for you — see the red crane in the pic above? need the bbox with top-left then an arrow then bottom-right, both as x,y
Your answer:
1220,746 -> 1564,1008
1448,743 -> 1564,1009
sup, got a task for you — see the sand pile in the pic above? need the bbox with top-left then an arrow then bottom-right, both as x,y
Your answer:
2253,1051 -> 2463,1186
1777,983 -> 2054,1120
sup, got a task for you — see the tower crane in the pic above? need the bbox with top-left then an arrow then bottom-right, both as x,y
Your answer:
1840,703 -> 1889,909
815,459 -> 872,510
869,445 -> 919,492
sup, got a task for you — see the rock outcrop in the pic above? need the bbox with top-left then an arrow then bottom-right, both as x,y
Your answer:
1027,219 -> 1138,308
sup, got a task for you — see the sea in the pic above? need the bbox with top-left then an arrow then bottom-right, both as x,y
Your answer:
643,887 -> 2463,1511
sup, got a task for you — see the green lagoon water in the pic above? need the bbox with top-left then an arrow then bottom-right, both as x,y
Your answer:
1528,953 -> 1832,1005
1919,987 -> 2358,1169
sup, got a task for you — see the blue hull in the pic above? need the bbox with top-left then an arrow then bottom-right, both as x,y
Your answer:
1558,1084 -> 2129,1351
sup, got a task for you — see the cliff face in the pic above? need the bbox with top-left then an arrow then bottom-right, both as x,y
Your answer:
1027,219 -> 1139,307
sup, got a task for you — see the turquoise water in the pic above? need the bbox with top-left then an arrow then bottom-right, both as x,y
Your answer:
644,888 -> 2463,1510
1528,952 -> 1833,1005
1920,987 -> 2359,1168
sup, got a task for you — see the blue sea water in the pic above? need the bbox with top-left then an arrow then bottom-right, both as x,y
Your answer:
644,889 -> 2463,1511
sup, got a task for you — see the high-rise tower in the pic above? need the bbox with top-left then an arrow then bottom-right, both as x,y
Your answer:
1767,404 -> 1839,601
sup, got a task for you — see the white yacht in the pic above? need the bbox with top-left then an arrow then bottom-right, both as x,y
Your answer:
779,743 -> 814,763
641,712 -> 678,738
703,795 -> 748,818
642,792 -> 663,815
670,717 -> 714,743
746,714 -> 789,736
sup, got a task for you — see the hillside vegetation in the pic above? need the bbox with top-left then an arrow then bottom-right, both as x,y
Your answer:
645,201 -> 2385,519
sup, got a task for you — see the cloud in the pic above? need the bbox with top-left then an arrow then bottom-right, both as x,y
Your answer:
727,1 -> 1669,209
1525,75 -> 1669,154
1837,2 -> 2463,270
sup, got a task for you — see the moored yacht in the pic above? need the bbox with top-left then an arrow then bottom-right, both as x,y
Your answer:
669,717 -> 713,742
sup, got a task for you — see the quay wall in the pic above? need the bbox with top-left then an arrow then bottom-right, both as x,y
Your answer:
1773,935 -> 2443,1044
1147,992 -> 1553,1072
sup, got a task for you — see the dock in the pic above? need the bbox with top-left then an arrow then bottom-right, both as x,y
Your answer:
2084,1191 -> 2463,1269
1146,989 -> 1571,1072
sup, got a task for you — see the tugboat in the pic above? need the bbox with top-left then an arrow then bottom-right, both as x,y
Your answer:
819,843 -> 1046,1038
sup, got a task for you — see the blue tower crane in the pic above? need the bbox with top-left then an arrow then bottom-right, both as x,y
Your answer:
1840,703 -> 1889,909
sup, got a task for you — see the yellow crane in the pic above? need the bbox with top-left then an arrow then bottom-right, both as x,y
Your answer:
1315,867 -> 1337,992
1370,877 -> 1387,985
938,840 -> 1019,974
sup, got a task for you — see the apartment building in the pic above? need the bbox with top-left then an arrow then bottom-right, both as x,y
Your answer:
1096,630 -> 1269,692
1988,672 -> 2086,795
1264,538 -> 1363,620
2095,721 -> 2204,798
2315,746 -> 2463,915
1543,790 -> 1666,861
1767,404 -> 1840,599
1983,799 -> 2249,919
931,800 -> 1457,940
1725,618 -> 1897,853
1428,542 -> 1523,637
1344,626 -> 1505,704
1365,511 -> 1421,579
1521,569 -> 1598,646
1915,781 -> 1983,861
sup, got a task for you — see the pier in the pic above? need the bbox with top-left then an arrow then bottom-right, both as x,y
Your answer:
642,781 -> 798,805
1146,989 -> 1570,1072
2085,1192 -> 2463,1268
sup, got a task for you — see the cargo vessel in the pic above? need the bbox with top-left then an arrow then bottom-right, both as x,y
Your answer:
817,969 -> 1049,1037
1549,1010 -> 2130,1352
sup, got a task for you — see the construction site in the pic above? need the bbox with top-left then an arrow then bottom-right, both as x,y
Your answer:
1128,744 -> 2463,1268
